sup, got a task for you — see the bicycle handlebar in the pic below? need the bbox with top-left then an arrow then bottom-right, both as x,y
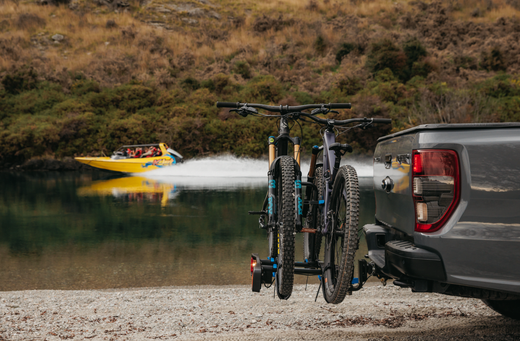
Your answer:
215,101 -> 391,126
216,101 -> 352,111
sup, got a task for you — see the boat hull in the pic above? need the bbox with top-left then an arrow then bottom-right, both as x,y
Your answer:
75,155 -> 178,173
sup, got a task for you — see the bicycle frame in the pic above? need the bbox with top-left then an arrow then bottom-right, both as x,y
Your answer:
320,128 -> 338,235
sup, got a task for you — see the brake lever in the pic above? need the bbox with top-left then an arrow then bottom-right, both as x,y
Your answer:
360,119 -> 374,130
311,107 -> 330,115
235,105 -> 258,117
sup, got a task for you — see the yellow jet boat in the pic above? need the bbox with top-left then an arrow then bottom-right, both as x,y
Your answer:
75,143 -> 183,173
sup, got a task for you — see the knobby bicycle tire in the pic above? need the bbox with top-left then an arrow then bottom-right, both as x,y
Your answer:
304,165 -> 323,263
276,156 -> 296,299
322,165 -> 360,304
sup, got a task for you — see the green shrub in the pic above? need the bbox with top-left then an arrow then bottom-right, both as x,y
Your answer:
314,35 -> 327,55
367,38 -> 431,83
480,47 -> 506,71
113,85 -> 157,113
2,68 -> 38,95
291,91 -> 314,104
52,98 -> 93,117
200,79 -> 216,91
454,55 -> 478,70
476,74 -> 520,98
335,43 -> 357,64
403,37 -> 427,67
242,75 -> 284,103
336,76 -> 363,95
233,61 -> 252,79
180,77 -> 200,91
71,80 -> 101,96
366,38 -> 407,80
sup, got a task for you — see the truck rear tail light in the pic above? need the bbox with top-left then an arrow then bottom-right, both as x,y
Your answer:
412,150 -> 460,233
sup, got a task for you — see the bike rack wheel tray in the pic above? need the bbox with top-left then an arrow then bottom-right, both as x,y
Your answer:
251,254 -> 323,292
251,253 -> 372,293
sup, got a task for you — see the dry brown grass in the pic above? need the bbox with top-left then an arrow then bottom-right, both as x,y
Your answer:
1,0 -> 520,88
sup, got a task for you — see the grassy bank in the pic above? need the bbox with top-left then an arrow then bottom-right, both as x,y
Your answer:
1,0 -> 520,164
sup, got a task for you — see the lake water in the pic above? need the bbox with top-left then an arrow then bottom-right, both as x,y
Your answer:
0,157 -> 376,291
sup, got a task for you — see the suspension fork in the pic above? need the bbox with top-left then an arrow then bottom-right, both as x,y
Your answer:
269,116 -> 303,230
268,137 -> 276,228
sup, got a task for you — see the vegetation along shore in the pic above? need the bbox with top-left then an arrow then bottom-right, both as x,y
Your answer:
2,0 -> 520,168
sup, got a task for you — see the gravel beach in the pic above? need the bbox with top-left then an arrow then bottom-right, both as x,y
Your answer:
1,283 -> 519,341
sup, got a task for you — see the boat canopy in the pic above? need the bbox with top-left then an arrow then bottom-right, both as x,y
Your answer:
116,144 -> 162,150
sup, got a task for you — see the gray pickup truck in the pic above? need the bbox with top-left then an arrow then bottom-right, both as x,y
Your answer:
364,122 -> 520,319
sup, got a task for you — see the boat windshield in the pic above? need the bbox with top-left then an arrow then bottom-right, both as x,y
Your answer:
167,148 -> 183,160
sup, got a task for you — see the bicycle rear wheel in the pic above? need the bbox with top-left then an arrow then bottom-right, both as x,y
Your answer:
322,165 -> 360,304
303,165 -> 323,263
275,156 -> 296,299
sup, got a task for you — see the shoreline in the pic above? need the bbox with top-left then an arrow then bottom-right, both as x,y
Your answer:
0,158 -> 91,172
1,283 -> 519,340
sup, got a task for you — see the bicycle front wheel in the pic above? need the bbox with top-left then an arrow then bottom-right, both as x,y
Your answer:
275,156 -> 296,299
322,165 -> 360,304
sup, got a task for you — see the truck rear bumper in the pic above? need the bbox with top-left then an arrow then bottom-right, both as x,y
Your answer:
364,224 -> 446,282
385,240 -> 446,281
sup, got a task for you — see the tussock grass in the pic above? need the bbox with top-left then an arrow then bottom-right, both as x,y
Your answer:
1,0 -> 518,86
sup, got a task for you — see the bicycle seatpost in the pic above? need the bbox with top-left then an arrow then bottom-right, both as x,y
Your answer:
307,145 -> 321,180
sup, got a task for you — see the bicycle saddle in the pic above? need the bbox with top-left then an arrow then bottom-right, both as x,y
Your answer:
329,143 -> 353,154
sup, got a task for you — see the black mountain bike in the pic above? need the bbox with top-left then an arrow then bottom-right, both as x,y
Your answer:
216,101 -> 391,303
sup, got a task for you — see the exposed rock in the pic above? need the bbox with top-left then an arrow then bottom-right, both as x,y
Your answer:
52,34 -> 64,42
94,0 -> 129,9
68,0 -> 79,10
182,18 -> 199,25
146,2 -> 221,20
152,6 -> 172,13
196,0 -> 216,6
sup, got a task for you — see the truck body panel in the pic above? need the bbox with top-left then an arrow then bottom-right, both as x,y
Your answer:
369,123 -> 520,295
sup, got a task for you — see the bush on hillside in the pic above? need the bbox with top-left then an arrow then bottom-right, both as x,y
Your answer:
2,68 -> 38,95
335,43 -> 358,64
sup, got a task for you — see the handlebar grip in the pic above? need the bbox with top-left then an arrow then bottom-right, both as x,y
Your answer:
329,103 -> 352,109
372,118 -> 392,124
216,102 -> 240,108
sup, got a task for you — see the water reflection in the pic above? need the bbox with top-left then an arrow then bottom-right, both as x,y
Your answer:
0,170 -> 375,291
78,177 -> 179,207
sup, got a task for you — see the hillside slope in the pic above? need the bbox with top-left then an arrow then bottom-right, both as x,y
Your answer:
1,0 -> 520,165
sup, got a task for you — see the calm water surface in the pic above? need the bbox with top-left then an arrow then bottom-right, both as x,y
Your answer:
0,160 -> 375,291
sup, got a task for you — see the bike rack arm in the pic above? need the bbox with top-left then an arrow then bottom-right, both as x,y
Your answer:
298,113 -> 392,126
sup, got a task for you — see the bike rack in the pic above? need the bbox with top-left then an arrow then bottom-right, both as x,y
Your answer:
251,253 -> 373,293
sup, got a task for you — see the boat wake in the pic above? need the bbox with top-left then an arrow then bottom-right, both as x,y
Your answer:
138,155 -> 373,190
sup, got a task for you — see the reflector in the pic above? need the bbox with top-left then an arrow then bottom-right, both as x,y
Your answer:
251,258 -> 256,273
